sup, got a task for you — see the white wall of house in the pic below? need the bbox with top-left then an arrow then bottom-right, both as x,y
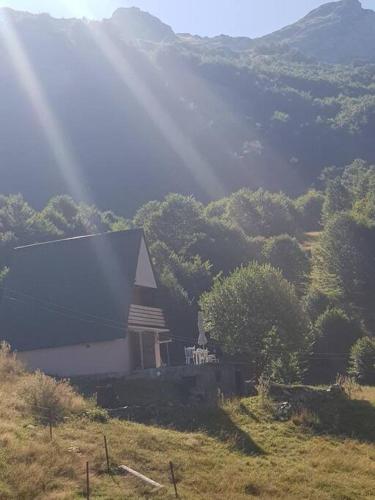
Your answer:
17,337 -> 132,377
135,237 -> 157,288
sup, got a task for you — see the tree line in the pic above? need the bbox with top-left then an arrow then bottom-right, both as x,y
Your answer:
0,159 -> 374,384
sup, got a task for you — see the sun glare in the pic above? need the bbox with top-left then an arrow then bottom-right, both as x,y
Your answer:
58,0 -> 225,199
0,7 -> 130,303
0,9 -> 89,203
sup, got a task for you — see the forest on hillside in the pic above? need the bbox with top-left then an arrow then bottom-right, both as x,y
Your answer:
1,7 -> 375,213
1,159 -> 374,385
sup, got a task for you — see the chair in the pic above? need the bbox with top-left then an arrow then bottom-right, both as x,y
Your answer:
184,346 -> 195,365
195,348 -> 209,365
207,354 -> 218,364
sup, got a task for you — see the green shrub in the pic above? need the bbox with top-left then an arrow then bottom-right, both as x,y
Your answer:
308,308 -> 362,384
349,337 -> 375,385
261,234 -> 309,286
302,288 -> 331,322
83,407 -> 110,423
295,190 -> 324,231
200,263 -> 310,382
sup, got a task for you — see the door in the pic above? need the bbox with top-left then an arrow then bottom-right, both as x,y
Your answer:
129,331 -> 156,370
142,332 -> 156,369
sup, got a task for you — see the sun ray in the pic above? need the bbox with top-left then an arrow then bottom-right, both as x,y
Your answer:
0,9 -> 88,203
0,8 -> 129,303
58,0 -> 225,199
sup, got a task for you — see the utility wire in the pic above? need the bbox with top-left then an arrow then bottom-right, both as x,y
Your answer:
1,286 -> 128,329
2,294 -> 127,333
1,287 -> 353,360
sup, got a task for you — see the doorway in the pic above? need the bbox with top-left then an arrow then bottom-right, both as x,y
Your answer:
130,331 -> 157,370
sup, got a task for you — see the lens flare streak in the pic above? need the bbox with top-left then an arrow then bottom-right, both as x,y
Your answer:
0,10 -> 88,203
58,0 -> 224,198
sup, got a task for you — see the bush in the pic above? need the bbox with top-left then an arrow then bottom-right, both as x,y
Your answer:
227,188 -> 298,238
261,234 -> 309,287
308,308 -> 362,384
19,371 -> 87,424
0,342 -> 24,378
335,374 -> 360,399
83,407 -> 110,423
295,190 -> 324,231
200,263 -> 310,382
302,288 -> 331,322
256,375 -> 274,414
349,337 -> 375,385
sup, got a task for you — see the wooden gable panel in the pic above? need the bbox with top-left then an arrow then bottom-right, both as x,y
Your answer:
128,304 -> 168,330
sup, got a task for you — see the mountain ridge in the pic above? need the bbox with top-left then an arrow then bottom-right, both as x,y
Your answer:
2,1 -> 375,62
0,1 -> 374,214
258,0 -> 375,63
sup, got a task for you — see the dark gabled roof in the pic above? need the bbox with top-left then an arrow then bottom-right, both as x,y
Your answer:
0,230 -> 144,351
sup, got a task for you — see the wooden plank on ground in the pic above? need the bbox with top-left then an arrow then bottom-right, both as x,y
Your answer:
118,465 -> 164,489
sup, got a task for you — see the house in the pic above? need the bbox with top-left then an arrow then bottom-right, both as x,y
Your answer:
0,230 -> 170,377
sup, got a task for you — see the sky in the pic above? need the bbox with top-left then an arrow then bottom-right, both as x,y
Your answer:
0,0 -> 374,38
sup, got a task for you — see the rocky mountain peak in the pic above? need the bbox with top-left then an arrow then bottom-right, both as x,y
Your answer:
109,7 -> 176,43
305,0 -> 363,18
258,0 -> 375,64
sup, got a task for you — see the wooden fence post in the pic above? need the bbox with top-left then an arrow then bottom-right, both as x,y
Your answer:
169,461 -> 178,498
86,461 -> 90,500
48,409 -> 53,441
104,435 -> 110,474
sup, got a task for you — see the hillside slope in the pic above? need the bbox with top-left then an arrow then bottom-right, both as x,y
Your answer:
0,349 -> 374,498
259,0 -> 375,63
0,4 -> 374,214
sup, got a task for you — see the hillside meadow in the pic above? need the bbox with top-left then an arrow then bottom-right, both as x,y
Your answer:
0,348 -> 374,499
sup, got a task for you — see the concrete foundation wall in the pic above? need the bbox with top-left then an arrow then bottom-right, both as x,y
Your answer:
125,364 -> 220,403
18,337 -> 132,377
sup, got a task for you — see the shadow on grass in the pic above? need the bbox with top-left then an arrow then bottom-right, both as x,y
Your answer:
239,402 -> 260,423
295,396 -> 375,443
174,405 -> 265,455
114,404 -> 264,456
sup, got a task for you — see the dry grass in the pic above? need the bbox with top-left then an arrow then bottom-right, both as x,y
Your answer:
0,345 -> 373,498
301,231 -> 321,252
336,374 -> 361,399
0,341 -> 24,378
291,407 -> 321,428
19,370 -> 87,424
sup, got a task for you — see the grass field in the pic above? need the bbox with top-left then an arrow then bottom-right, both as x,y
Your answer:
0,354 -> 374,499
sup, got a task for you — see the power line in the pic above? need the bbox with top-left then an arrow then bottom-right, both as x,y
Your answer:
1,286 -> 128,329
2,294 -> 127,333
0,287 -> 355,361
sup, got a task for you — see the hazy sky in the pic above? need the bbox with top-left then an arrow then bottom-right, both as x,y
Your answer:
1,0 -> 374,37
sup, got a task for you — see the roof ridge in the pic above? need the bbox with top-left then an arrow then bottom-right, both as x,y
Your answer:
15,228 -> 144,250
